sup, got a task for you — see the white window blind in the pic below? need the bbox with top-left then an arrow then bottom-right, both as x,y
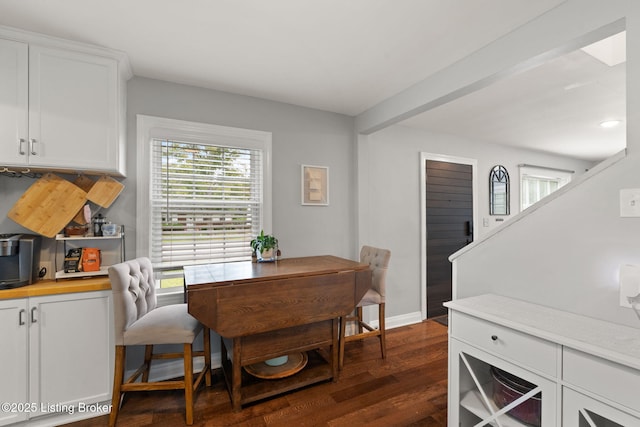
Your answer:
520,165 -> 572,210
150,139 -> 263,270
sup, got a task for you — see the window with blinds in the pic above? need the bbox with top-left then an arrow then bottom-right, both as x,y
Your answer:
150,139 -> 263,283
519,165 -> 572,211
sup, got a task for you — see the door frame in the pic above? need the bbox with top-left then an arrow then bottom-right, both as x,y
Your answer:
420,152 -> 478,320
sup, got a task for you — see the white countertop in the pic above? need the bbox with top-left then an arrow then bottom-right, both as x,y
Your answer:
445,294 -> 640,371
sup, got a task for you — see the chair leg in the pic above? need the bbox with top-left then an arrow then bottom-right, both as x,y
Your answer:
109,346 -> 125,427
142,345 -> 153,382
203,327 -> 212,387
183,343 -> 194,425
110,341 -> 205,425
356,306 -> 364,334
379,303 -> 386,359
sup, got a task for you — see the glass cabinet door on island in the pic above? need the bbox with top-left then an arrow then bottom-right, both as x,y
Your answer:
563,388 -> 638,427
450,338 -> 557,426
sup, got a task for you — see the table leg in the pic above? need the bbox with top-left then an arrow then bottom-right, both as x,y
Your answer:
331,318 -> 339,381
232,337 -> 242,411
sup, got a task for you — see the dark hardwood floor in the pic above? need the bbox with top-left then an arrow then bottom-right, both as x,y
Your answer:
66,320 -> 448,427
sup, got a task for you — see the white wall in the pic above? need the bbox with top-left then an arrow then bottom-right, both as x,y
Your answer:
453,152 -> 640,328
124,77 -> 358,261
359,124 -> 593,319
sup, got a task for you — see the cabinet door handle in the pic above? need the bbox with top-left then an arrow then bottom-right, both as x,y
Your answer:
19,309 -> 26,325
29,138 -> 37,156
31,307 -> 37,323
18,138 -> 26,155
491,335 -> 498,341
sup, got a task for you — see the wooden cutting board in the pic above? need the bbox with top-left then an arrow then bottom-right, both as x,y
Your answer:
71,175 -> 96,224
8,173 -> 88,238
73,174 -> 96,192
86,175 -> 124,208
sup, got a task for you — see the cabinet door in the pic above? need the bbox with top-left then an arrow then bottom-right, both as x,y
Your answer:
0,299 -> 29,426
449,338 -> 557,426
563,387 -> 640,426
29,291 -> 113,415
0,38 -> 28,167
28,45 -> 119,173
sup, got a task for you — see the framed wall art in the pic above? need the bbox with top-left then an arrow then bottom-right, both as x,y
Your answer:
301,165 -> 329,206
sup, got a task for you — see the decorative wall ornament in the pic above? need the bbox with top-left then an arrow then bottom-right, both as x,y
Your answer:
301,165 -> 329,206
489,165 -> 510,215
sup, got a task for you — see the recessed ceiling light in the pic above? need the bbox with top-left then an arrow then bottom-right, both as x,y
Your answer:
600,120 -> 622,128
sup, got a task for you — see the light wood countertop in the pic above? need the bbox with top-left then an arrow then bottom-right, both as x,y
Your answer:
0,276 -> 111,300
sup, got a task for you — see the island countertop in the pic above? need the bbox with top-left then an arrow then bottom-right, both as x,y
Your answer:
445,293 -> 640,371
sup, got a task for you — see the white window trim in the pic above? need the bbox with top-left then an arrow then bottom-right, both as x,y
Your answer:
136,114 -> 272,266
519,165 -> 572,211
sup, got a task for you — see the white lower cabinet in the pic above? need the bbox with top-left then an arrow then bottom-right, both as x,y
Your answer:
0,299 -> 29,425
563,387 -> 639,427
449,327 -> 557,426
562,347 -> 640,426
0,291 -> 113,426
446,295 -> 640,427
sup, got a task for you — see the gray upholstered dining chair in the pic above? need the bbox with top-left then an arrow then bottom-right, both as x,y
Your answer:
339,245 -> 391,369
108,257 -> 211,426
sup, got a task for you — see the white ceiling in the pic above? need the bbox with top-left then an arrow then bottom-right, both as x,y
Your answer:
0,0 -> 625,161
400,44 -> 626,162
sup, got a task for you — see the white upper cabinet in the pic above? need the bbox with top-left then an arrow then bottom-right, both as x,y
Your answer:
28,46 -> 120,173
0,38 -> 28,167
0,26 -> 130,176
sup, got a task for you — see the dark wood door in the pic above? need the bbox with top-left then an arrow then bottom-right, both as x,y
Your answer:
425,160 -> 473,318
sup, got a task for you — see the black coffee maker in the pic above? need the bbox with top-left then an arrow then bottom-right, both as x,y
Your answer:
0,234 -> 41,289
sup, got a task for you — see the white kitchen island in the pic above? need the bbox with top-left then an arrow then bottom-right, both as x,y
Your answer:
445,294 -> 640,426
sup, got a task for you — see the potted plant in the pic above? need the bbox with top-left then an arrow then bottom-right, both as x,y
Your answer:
250,230 -> 279,262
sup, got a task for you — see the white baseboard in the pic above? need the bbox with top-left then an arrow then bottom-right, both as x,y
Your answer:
387,311 -> 423,329
365,310 -> 423,330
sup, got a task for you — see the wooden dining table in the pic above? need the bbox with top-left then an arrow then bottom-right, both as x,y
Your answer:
184,255 -> 372,410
